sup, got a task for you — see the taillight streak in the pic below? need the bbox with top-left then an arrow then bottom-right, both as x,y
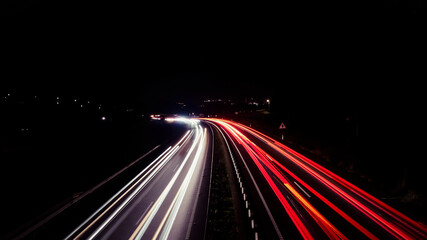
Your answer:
229,120 -> 427,239
211,119 -> 349,240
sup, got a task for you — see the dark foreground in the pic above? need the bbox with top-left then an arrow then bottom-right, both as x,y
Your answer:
0,106 -> 188,239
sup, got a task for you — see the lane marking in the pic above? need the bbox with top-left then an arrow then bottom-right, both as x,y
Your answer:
294,181 -> 311,198
203,123 -> 215,240
210,122 -> 284,240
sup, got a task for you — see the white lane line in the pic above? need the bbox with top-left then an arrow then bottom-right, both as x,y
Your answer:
213,122 -> 285,240
202,123 -> 215,240
294,181 -> 311,198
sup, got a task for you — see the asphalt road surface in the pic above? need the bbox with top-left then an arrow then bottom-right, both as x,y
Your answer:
65,118 -> 212,240
12,117 -> 427,240
205,119 -> 427,240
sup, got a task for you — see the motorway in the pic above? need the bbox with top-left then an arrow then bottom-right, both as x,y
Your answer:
205,119 -> 427,240
62,117 -> 427,240
65,118 -> 212,240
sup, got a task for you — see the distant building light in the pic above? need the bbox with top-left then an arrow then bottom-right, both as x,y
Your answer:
101,116 -> 106,121
248,101 -> 259,106
150,114 -> 164,120
80,104 -> 83,108
74,99 -> 78,102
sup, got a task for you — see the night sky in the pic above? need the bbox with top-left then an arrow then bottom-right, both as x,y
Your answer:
2,1 -> 426,149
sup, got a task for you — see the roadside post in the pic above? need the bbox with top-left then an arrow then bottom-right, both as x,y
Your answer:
279,122 -> 286,140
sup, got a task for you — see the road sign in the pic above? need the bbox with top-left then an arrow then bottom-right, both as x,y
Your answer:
279,122 -> 286,129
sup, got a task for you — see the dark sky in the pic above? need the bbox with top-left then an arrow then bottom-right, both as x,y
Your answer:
2,1 -> 426,110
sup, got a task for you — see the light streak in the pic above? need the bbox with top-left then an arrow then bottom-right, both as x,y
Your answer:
241,123 -> 426,239
208,119 -> 314,240
130,125 -> 207,240
274,156 -> 378,239
68,130 -> 192,239
209,122 -> 285,240
208,119 -> 427,239
85,139 -> 185,240
157,127 -> 207,240
284,183 -> 347,240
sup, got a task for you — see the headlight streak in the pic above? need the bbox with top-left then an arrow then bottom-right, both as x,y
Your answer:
129,125 -> 206,240
214,119 -> 427,240
157,127 -> 207,240
67,130 -> 192,240
88,145 -> 183,240
68,118 -> 213,240
66,116 -> 426,240
85,145 -> 181,240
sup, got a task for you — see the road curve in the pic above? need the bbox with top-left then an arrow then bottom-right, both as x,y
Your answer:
66,118 -> 212,240
64,117 -> 427,240
205,118 -> 427,240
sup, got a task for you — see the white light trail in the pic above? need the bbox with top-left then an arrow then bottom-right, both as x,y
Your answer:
67,130 -> 192,240
130,125 -> 205,240
158,127 -> 207,240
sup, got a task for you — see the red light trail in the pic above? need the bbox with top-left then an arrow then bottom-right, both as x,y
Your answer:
205,119 -> 427,240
